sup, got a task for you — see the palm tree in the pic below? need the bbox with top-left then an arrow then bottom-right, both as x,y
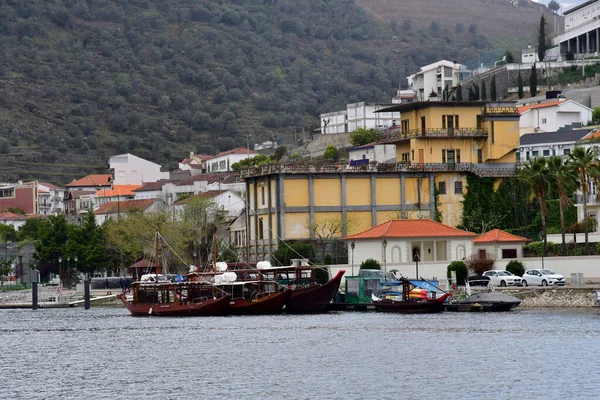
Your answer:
568,146 -> 600,253
519,157 -> 550,254
546,156 -> 577,255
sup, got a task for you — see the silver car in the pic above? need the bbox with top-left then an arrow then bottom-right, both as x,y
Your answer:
522,269 -> 566,286
482,270 -> 523,287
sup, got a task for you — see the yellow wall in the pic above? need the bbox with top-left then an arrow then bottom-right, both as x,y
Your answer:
484,120 -> 520,162
376,178 -> 401,204
435,172 -> 464,226
283,179 -> 309,207
403,177 -> 430,204
347,211 -> 371,235
314,178 -> 341,206
314,212 -> 343,238
284,212 -> 311,239
346,178 -> 371,205
403,106 -> 482,131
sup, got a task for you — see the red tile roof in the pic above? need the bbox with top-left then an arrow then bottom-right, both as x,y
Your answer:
66,174 -> 112,187
345,219 -> 476,240
474,229 -> 528,243
213,147 -> 257,158
0,211 -> 28,221
94,199 -> 155,215
172,190 -> 226,206
517,100 -> 561,114
97,185 -> 142,197
38,182 -> 61,189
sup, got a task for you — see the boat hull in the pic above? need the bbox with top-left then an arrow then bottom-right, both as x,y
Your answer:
119,294 -> 231,317
285,270 -> 345,314
373,293 -> 450,314
447,292 -> 521,312
228,289 -> 291,315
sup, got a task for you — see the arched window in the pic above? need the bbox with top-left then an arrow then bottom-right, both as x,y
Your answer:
412,246 -> 421,262
456,245 -> 466,260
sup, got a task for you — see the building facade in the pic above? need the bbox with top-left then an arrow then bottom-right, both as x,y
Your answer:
554,0 -> 600,56
320,102 -> 401,134
408,60 -> 465,101
206,147 -> 257,173
108,153 -> 169,186
518,99 -> 592,135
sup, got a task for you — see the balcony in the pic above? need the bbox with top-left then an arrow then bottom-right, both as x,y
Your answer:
574,194 -> 599,205
482,104 -> 519,119
377,127 -> 488,143
240,162 -> 516,179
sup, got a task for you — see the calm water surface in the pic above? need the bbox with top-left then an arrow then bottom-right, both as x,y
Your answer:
0,307 -> 599,400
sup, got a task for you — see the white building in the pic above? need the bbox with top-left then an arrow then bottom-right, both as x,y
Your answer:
171,190 -> 245,223
133,173 -> 245,202
348,143 -> 397,166
473,229 -> 528,260
206,147 -> 257,173
521,45 -> 539,64
518,129 -> 591,162
407,60 -> 465,101
320,102 -> 401,134
0,211 -> 28,231
344,219 -> 476,277
517,99 -> 593,135
93,199 -> 158,225
109,153 -> 169,186
38,182 -> 66,216
554,0 -> 600,56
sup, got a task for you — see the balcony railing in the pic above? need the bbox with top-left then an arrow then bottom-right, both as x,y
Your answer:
574,194 -> 599,205
377,127 -> 488,143
482,105 -> 519,118
240,162 -> 516,179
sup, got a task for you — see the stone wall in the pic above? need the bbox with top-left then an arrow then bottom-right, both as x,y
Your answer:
457,65 -> 534,100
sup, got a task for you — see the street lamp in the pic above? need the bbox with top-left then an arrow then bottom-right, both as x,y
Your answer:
414,252 -> 420,280
539,231 -> 545,269
350,241 -> 355,277
382,239 -> 388,274
58,256 -> 62,286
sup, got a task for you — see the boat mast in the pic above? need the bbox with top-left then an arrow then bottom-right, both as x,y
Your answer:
155,231 -> 160,275
212,234 -> 217,276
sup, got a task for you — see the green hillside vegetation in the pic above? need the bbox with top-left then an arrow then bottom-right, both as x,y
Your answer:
0,0 -> 557,184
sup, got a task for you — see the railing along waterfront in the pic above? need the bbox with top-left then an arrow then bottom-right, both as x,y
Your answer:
377,127 -> 488,143
240,162 -> 517,178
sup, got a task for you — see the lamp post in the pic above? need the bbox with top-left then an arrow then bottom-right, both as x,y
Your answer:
350,241 -> 355,277
539,231 -> 545,269
414,253 -> 420,280
382,239 -> 388,274
58,256 -> 62,286
72,255 -> 78,288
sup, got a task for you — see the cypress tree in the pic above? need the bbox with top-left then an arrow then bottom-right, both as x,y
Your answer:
517,71 -> 524,99
480,80 -> 487,101
456,84 -> 463,101
490,75 -> 497,101
538,16 -> 546,62
530,66 -> 538,97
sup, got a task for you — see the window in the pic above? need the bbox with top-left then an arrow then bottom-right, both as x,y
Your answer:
401,153 -> 409,162
531,150 -> 539,157
219,160 -> 226,170
456,149 -> 461,163
543,150 -> 550,156
564,148 -> 571,155
502,249 -> 517,259
541,118 -> 547,124
0,188 -> 14,198
454,181 -> 463,194
401,119 -> 409,133
258,218 -> 264,239
438,182 -> 446,195
442,149 -> 446,163
411,150 -> 414,161
476,115 -> 482,129
261,187 -> 265,205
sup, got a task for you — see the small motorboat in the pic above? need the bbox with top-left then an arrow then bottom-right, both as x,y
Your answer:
446,292 -> 521,312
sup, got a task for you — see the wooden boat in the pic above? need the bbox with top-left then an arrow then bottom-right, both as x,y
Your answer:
258,261 -> 345,313
118,281 -> 230,317
118,232 -> 230,317
213,280 -> 291,315
371,278 -> 450,313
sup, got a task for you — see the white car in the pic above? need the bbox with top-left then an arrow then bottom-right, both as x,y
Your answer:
482,270 -> 523,287
522,269 -> 565,286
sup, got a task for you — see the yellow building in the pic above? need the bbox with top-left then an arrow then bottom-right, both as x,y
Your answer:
241,101 -> 519,261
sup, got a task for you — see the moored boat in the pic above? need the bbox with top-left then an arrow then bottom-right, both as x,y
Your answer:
118,281 -> 230,316
214,280 -> 291,315
371,278 -> 451,313
445,292 -> 521,312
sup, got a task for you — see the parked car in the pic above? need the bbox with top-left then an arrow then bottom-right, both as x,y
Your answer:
522,269 -> 566,286
482,270 -> 523,287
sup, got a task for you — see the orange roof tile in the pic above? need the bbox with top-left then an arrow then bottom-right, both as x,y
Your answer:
213,147 -> 257,158
344,219 -> 476,240
66,174 -> 112,187
94,199 -> 155,215
517,100 -> 561,114
474,229 -> 528,243
97,185 -> 142,197
0,211 -> 28,221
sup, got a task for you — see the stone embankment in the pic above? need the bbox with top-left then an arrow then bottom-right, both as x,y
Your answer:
508,288 -> 598,308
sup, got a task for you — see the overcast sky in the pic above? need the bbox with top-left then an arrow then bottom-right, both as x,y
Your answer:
532,0 -> 587,13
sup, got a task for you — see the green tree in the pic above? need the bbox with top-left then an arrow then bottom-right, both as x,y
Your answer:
568,147 -> 600,253
460,176 -> 503,233
349,127 -> 378,147
546,156 -> 577,255
519,157 -> 550,254
490,75 -> 497,101
0,225 -> 18,242
274,145 -> 287,161
0,257 -> 13,286
517,71 -> 524,99
505,50 -> 514,63
592,107 -> 600,124
548,0 -> 560,14
455,84 -> 463,101
360,258 -> 380,270
323,144 -> 338,161
447,261 -> 467,286
530,65 -> 538,97
33,214 -> 70,282
538,16 -> 546,62
231,154 -> 272,171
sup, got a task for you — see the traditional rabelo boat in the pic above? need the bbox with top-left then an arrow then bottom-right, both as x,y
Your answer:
117,232 -> 230,317
257,259 -> 345,313
371,278 -> 450,313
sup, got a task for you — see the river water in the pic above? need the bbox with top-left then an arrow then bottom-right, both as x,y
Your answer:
0,307 -> 598,400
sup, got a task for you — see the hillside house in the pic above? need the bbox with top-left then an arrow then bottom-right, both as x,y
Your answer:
108,153 -> 169,186
320,102 -> 401,134
206,147 -> 257,173
518,99 -> 592,135
408,60 -> 466,101
93,199 -> 157,225
554,0 -> 600,57
473,229 -> 528,259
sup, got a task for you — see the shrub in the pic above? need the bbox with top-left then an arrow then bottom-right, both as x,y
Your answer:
447,261 -> 467,285
505,260 -> 524,277
360,258 -> 380,270
523,241 -> 559,256
323,254 -> 333,265
466,254 -> 494,275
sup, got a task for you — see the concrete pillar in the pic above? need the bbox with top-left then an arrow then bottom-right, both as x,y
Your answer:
401,175 -> 406,218
371,175 -> 377,226
577,36 -> 580,54
309,175 -> 315,240
277,175 -> 285,241
587,31 -> 590,54
341,175 -> 347,236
